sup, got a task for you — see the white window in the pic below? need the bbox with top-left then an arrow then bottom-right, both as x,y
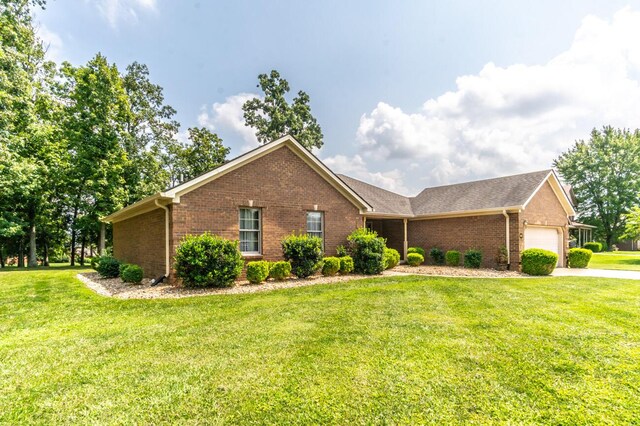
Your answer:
239,208 -> 261,254
307,211 -> 323,241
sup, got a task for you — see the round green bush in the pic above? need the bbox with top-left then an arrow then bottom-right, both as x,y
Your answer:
429,247 -> 445,265
583,242 -> 602,253
407,253 -> 424,266
121,264 -> 144,284
90,256 -> 101,270
347,228 -> 386,275
383,248 -> 400,269
445,250 -> 460,266
269,261 -> 291,281
463,249 -> 483,269
521,248 -> 558,275
246,261 -> 270,284
339,256 -> 354,274
174,233 -> 243,288
322,257 -> 341,276
96,256 -> 121,278
407,247 -> 426,259
119,262 -> 131,277
281,233 -> 323,278
568,248 -> 592,268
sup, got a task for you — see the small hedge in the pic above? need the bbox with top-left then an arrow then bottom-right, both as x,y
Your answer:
521,248 -> 558,275
282,233 -> 323,278
407,253 -> 424,266
347,228 -> 386,275
96,256 -> 121,278
445,250 -> 460,266
339,256 -> 354,274
583,242 -> 602,253
383,248 -> 400,270
430,247 -> 445,265
568,248 -> 592,268
463,249 -> 482,269
247,261 -> 270,284
269,261 -> 291,280
322,257 -> 341,276
407,247 -> 426,259
174,233 -> 243,288
121,264 -> 144,284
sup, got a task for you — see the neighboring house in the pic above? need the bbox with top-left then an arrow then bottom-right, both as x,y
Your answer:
618,239 -> 639,251
102,135 -> 576,279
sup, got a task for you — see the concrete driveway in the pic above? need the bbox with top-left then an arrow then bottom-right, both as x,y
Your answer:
552,268 -> 640,280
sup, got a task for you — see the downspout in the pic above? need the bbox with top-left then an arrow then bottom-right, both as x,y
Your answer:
155,199 -> 170,277
502,210 -> 510,266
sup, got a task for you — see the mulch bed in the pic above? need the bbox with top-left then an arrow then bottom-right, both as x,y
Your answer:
394,264 -> 525,278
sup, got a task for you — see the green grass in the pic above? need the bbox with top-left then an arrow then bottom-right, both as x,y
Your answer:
1,268 -> 639,424
589,251 -> 640,271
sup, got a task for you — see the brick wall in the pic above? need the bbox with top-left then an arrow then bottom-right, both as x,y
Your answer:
367,219 -> 405,255
170,146 -> 362,269
113,208 -> 165,278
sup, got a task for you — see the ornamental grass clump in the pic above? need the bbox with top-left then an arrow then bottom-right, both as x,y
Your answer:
521,248 -> 558,276
568,248 -> 592,268
347,228 -> 386,275
246,261 -> 270,284
174,233 -> 243,288
281,233 -> 323,278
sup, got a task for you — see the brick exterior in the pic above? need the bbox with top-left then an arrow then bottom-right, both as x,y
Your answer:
113,208 -> 165,278
170,146 -> 362,274
367,219 -> 405,254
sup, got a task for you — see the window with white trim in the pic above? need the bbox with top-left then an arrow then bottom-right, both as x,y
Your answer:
239,208 -> 261,254
306,211 -> 323,241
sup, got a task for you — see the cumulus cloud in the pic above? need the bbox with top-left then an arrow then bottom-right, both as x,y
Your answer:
357,7 -> 640,186
322,154 -> 409,195
197,93 -> 261,152
94,0 -> 157,28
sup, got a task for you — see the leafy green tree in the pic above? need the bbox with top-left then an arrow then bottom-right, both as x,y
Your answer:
622,206 -> 640,242
554,126 -> 640,247
243,70 -> 323,150
178,127 -> 229,181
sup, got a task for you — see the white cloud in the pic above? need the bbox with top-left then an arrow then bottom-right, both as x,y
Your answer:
198,93 -> 261,152
322,154 -> 409,195
94,0 -> 157,28
357,7 -> 640,186
37,25 -> 63,62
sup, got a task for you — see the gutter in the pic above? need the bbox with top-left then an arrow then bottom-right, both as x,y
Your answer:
502,210 -> 510,266
155,199 -> 171,277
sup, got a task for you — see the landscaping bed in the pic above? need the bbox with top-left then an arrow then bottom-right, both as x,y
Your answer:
394,264 -> 525,278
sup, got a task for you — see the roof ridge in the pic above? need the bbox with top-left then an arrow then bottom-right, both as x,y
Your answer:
338,174 -> 411,199
414,169 -> 552,196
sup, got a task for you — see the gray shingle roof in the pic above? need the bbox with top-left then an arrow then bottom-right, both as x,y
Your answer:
340,170 -> 554,217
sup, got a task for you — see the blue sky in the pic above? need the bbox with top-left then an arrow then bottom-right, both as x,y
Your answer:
36,0 -> 640,194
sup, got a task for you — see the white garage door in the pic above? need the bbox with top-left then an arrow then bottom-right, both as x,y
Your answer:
524,227 -> 561,265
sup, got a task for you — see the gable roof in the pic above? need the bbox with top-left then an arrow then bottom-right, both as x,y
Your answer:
340,169 -> 575,218
102,135 -> 373,223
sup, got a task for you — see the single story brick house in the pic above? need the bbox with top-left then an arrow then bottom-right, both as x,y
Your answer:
102,135 -> 576,279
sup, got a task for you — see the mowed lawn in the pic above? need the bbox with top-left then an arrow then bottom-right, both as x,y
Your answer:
1,268 -> 639,424
590,251 -> 640,271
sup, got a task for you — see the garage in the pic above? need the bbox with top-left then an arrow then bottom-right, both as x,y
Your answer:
524,226 -> 561,265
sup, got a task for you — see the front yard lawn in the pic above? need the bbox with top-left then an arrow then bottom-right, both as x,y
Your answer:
1,268 -> 639,424
590,251 -> 640,271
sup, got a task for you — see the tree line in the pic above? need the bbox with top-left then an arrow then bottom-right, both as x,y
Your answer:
0,0 -> 323,267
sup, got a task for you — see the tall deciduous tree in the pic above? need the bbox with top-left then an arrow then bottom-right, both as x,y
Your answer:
178,127 -> 229,181
622,206 -> 640,242
554,126 -> 640,247
243,70 -> 323,150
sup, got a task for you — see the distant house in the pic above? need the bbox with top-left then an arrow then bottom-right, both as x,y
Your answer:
102,135 -> 576,279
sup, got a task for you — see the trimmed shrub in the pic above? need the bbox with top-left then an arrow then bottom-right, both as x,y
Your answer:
336,245 -> 348,257
281,233 -> 323,278
96,256 -> 121,278
322,257 -> 341,276
407,253 -> 424,266
407,247 -> 426,259
568,248 -> 592,268
121,264 -> 143,284
583,242 -> 602,253
90,255 -> 101,270
119,263 -> 131,277
521,248 -> 558,275
463,249 -> 483,269
445,250 -> 460,266
246,261 -> 270,284
429,247 -> 445,265
174,233 -> 243,288
347,228 -> 386,275
383,248 -> 400,269
269,261 -> 291,281
339,256 -> 354,274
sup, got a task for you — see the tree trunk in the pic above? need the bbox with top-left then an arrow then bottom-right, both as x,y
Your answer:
80,234 -> 86,266
28,223 -> 38,267
99,223 -> 105,255
18,240 -> 24,268
70,204 -> 79,266
43,236 -> 49,267
0,245 -> 5,268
